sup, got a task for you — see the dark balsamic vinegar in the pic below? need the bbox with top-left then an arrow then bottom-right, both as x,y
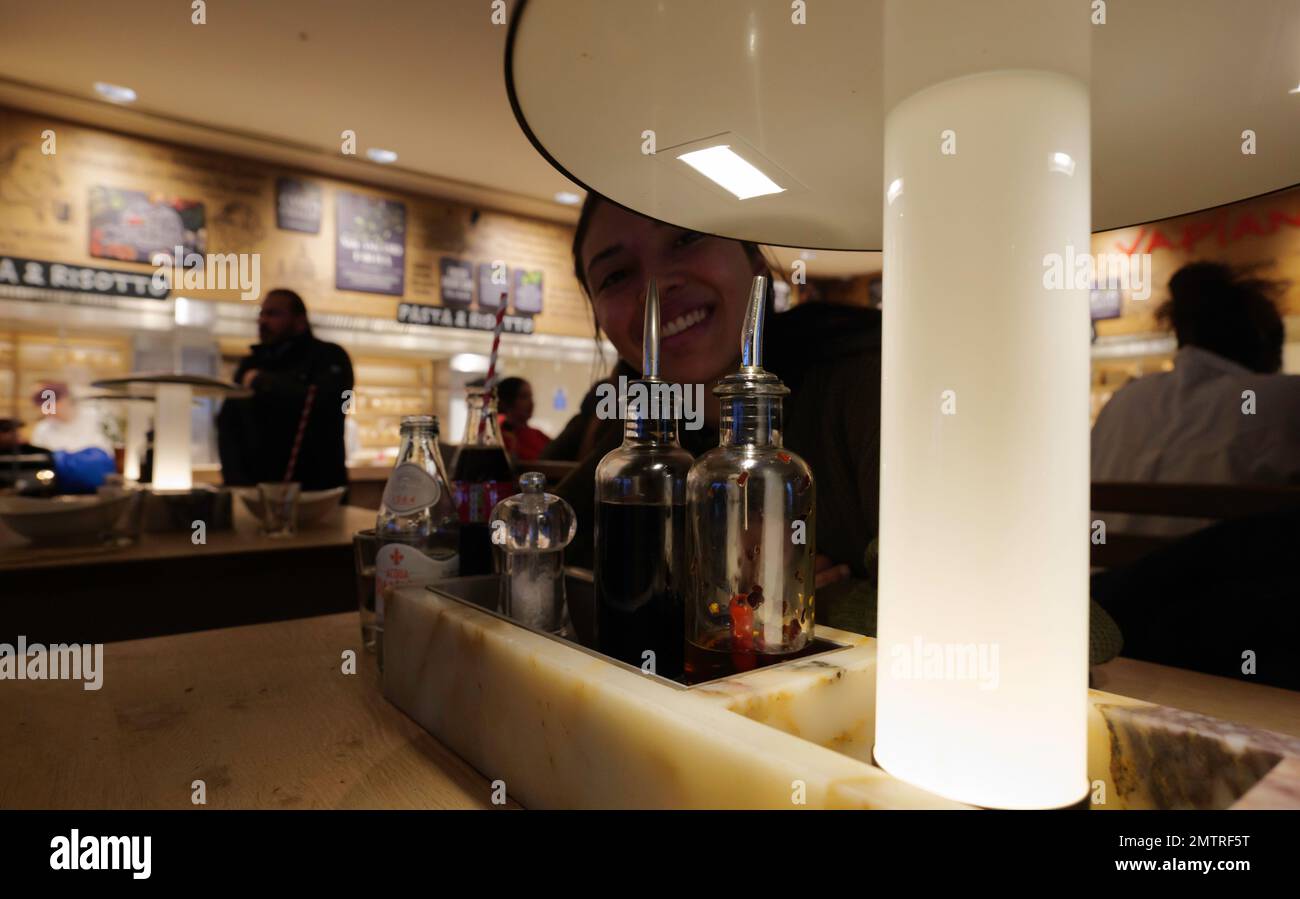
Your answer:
595,502 -> 685,680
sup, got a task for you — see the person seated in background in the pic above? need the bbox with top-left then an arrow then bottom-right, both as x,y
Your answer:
0,418 -> 52,492
216,288 -> 354,490
0,417 -> 45,456
1091,262 -> 1300,536
28,382 -> 112,454
496,376 -> 550,461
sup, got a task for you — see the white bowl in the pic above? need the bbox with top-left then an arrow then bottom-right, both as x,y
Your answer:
234,485 -> 347,529
0,493 -> 134,542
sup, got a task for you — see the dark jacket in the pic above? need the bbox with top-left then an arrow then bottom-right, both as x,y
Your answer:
551,303 -> 883,589
217,332 -> 353,490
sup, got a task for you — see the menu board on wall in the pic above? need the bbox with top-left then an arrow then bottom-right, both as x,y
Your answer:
88,186 -> 205,262
275,177 -> 322,234
439,257 -> 474,306
336,191 -> 406,296
477,262 -> 508,310
512,268 -> 544,315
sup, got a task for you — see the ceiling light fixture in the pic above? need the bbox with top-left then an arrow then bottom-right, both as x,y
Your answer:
450,353 -> 490,373
676,145 -> 784,200
366,148 -> 398,164
554,191 -> 583,205
93,82 -> 137,103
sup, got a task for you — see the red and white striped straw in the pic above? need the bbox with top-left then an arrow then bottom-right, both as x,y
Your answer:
484,299 -> 508,391
284,383 -> 318,482
476,298 -> 508,441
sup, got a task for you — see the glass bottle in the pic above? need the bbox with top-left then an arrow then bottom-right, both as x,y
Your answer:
594,279 -> 693,680
374,415 -> 461,661
685,276 -> 816,684
450,388 -> 517,576
489,471 -> 577,634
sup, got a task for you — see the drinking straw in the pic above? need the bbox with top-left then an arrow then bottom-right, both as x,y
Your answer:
283,383 -> 318,482
484,299 -> 508,391
476,299 -> 508,442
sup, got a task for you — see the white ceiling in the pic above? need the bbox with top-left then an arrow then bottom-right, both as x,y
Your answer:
0,0 -> 583,223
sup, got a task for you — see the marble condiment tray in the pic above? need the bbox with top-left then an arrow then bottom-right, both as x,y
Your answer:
383,578 -> 1300,810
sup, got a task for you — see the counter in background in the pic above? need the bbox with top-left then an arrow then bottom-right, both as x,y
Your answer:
0,502 -> 373,644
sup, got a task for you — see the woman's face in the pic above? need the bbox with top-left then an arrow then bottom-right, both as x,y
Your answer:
579,202 -> 759,386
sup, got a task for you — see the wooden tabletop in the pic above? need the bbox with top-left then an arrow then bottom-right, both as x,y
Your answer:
0,503 -> 374,573
0,612 -> 511,809
1093,657 -> 1300,738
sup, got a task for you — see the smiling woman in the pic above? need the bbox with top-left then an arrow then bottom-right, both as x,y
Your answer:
544,193 -> 885,628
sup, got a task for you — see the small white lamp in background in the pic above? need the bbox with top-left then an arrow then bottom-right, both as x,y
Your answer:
122,399 -> 150,482
92,373 -> 249,495
151,383 -> 193,492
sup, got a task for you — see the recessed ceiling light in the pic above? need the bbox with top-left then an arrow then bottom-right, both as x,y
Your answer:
554,191 -> 582,205
366,148 -> 398,164
451,353 -> 490,373
676,145 -> 784,200
1290,83 -> 1300,94
93,82 -> 137,104
1049,151 -> 1076,176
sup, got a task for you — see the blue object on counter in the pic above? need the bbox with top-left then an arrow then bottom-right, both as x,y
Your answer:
52,447 -> 116,494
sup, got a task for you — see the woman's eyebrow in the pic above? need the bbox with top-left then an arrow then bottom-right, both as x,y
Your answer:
586,243 -> 625,272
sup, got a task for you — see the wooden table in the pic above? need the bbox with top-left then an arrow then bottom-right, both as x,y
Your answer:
0,612 -> 509,809
1092,657 -> 1300,738
1,608 -> 1293,809
0,504 -> 375,644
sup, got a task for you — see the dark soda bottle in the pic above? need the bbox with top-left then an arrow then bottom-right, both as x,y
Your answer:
450,388 -> 516,576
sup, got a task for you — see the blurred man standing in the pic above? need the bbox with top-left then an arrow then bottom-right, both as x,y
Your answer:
217,289 -> 353,490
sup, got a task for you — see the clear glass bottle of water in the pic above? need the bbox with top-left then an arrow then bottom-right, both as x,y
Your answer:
372,415 -> 460,661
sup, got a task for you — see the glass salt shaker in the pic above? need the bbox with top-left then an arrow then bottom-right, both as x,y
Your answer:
489,472 -> 577,635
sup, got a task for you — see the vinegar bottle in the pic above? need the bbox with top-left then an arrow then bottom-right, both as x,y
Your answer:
593,279 -> 693,680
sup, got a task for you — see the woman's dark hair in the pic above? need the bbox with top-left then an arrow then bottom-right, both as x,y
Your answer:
570,193 -> 777,345
497,376 -> 527,411
1156,262 -> 1286,374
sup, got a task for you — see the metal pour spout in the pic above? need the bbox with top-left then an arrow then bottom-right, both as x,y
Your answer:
642,278 -> 660,380
740,275 -> 768,370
